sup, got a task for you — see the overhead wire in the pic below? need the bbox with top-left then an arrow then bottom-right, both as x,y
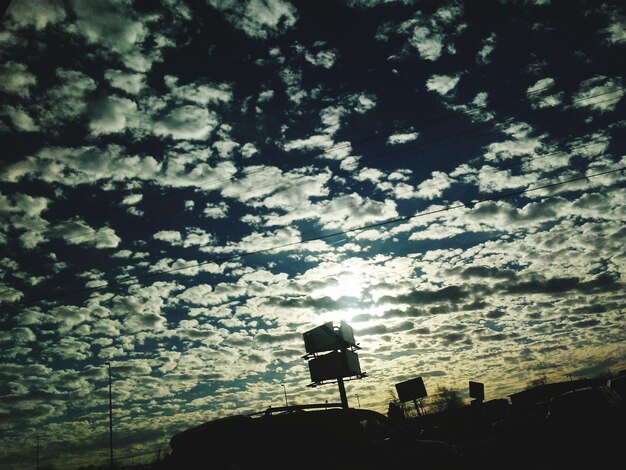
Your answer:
1,130 -> 616,303
2,76 -> 611,245
3,84 -> 622,256
2,164 -> 624,309
0,97 -> 622,296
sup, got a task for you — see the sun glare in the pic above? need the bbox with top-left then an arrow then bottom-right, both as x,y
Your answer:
324,272 -> 366,300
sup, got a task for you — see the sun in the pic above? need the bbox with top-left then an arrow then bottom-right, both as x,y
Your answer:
324,272 -> 366,300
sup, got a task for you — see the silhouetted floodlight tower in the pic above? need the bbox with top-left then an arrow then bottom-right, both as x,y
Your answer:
281,384 -> 288,407
106,362 -> 114,469
302,321 -> 366,409
395,377 -> 428,417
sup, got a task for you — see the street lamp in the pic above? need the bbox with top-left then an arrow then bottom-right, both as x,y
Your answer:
355,394 -> 361,409
281,384 -> 289,407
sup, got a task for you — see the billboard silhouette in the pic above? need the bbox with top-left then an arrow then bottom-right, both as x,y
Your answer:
395,377 -> 427,403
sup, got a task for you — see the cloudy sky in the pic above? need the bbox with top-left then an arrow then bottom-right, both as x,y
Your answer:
1,0 -> 625,467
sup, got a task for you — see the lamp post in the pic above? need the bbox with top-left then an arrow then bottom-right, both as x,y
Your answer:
281,384 -> 289,407
106,362 -> 113,469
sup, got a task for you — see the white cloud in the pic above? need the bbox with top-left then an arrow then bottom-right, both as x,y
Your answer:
219,226 -> 302,255
154,230 -> 182,245
280,67 -> 306,105
527,77 -> 554,94
241,143 -> 258,158
7,327 -> 36,343
1,145 -> 161,187
0,61 -> 37,98
316,193 -> 398,231
346,0 -> 415,6
89,96 -> 138,135
415,171 -> 454,200
477,33 -> 496,64
105,69 -> 146,95
7,0 -> 67,30
527,77 -> 563,109
177,284 -> 214,306
258,90 -> 274,103
0,286 -> 23,304
203,202 -> 229,219
484,122 -> 546,162
38,69 -> 97,128
572,76 -> 624,112
304,49 -> 337,68
260,170 -> 331,210
148,257 -> 222,276
1,105 -> 38,131
213,139 -> 240,158
602,8 -> 626,45
160,156 -> 237,189
392,4 -> 465,61
0,193 -> 50,248
122,194 -> 143,206
476,165 -> 539,193
70,0 -> 146,54
49,306 -> 91,333
426,74 -> 461,96
283,134 -> 333,152
47,219 -> 121,249
387,130 -> 419,145
182,228 -> 215,248
355,167 -> 385,184
154,105 -> 218,140
207,0 -> 298,39
355,94 -> 377,113
165,76 -> 233,105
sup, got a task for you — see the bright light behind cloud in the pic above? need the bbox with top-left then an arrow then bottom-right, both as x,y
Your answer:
1,1 -> 625,468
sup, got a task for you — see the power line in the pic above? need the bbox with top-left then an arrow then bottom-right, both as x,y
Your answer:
4,79 -> 616,246
0,131 -> 616,294
3,165 -> 623,309
4,86 -> 622,253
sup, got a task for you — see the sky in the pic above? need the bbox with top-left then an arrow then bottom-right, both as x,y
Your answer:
1,0 -> 625,467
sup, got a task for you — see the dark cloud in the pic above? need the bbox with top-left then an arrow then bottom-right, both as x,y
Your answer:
499,273 -> 621,296
378,285 -> 469,305
457,265 -> 516,280
571,319 -> 601,328
254,331 -> 301,344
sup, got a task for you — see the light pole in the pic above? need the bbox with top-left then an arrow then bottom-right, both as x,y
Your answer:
281,384 -> 288,407
355,394 -> 361,409
106,362 -> 113,469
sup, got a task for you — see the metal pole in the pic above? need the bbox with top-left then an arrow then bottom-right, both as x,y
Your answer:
107,362 -> 113,469
36,435 -> 39,470
337,377 -> 349,409
413,399 -> 422,417
281,384 -> 288,407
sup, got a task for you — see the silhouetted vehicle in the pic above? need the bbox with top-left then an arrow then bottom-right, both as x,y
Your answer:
546,385 -> 624,443
165,403 -> 463,469
490,401 -> 550,439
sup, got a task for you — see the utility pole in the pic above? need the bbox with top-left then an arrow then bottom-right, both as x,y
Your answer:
337,376 -> 349,409
106,362 -> 113,469
281,384 -> 288,407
